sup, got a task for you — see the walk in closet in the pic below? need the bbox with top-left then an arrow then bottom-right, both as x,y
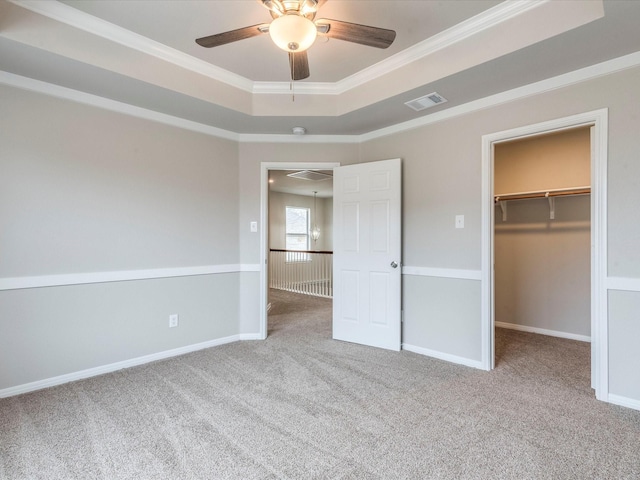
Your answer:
494,127 -> 591,343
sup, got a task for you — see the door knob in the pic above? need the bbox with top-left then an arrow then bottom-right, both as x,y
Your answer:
390,261 -> 398,269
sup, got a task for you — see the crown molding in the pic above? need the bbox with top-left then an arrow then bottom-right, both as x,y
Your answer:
252,81 -> 337,95
250,0 -> 546,96
360,50 -> 640,142
8,0 -> 254,92
334,0 -> 544,95
3,50 -> 639,144
10,0 -> 547,98
253,1 -> 601,97
0,70 -> 240,141
238,133 -> 359,143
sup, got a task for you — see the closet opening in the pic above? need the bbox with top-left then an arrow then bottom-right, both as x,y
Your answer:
482,109 -> 608,401
493,127 -> 592,385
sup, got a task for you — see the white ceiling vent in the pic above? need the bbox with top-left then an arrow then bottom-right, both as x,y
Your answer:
287,170 -> 333,181
404,92 -> 448,112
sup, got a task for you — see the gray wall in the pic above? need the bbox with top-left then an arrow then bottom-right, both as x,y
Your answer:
0,275 -> 239,390
358,66 -> 640,400
238,142 -> 359,264
0,85 -> 241,390
3,64 -> 640,405
0,88 -> 239,275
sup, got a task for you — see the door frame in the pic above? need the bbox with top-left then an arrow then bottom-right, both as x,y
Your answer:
259,162 -> 341,340
481,109 -> 608,400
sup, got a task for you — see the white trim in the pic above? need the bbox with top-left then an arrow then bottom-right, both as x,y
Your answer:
238,333 -> 263,341
607,394 -> 640,412
253,0 -> 542,96
593,112 -> 609,402
252,81 -> 338,96
238,133 -> 359,144
0,71 -> 239,141
495,321 -> 590,343
0,264 -> 258,291
8,0 -> 254,93
402,343 -> 484,370
607,276 -> 640,292
2,50 -> 639,144
238,264 -> 261,272
259,162 -> 341,341
10,0 -> 542,98
361,51 -> 640,142
402,266 -> 481,281
334,0 -> 543,95
481,109 -> 608,399
0,334 -> 242,398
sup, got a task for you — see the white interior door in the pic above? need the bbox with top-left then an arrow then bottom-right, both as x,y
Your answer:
333,158 -> 402,351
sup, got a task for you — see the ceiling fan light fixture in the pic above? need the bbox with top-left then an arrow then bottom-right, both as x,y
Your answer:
269,14 -> 317,52
299,0 -> 319,16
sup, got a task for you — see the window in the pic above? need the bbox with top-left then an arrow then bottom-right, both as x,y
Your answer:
286,206 -> 310,261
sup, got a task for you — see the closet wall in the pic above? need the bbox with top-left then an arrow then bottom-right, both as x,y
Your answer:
494,127 -> 591,339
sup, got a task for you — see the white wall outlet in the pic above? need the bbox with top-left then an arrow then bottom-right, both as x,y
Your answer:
250,221 -> 258,233
169,314 -> 179,328
455,215 -> 465,229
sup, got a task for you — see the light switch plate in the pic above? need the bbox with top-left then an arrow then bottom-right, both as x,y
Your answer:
455,215 -> 464,229
250,221 -> 258,233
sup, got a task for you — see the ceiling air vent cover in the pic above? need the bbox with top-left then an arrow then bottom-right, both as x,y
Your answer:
287,170 -> 333,181
405,92 -> 448,112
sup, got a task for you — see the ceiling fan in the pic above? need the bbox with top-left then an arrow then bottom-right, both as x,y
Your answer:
195,0 -> 396,81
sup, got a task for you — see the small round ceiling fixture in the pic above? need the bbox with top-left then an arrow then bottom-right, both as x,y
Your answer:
292,126 -> 307,135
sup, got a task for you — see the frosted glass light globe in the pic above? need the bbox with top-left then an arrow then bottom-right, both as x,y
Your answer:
269,15 -> 317,52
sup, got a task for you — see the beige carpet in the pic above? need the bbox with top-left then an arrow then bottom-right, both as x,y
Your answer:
1,289 -> 639,479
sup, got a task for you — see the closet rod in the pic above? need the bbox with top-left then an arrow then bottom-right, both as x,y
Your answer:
494,185 -> 590,203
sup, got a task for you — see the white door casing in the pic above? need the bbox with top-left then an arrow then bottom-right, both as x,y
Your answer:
259,162 -> 341,340
333,158 -> 402,351
481,109 -> 608,401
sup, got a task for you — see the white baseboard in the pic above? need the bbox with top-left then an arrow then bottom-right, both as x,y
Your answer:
0,334 -> 242,398
238,333 -> 262,341
607,394 -> 640,412
495,321 -> 591,342
402,343 -> 484,370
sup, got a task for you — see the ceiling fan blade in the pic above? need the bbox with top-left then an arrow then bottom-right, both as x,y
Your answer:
316,19 -> 396,49
289,51 -> 310,80
196,24 -> 269,48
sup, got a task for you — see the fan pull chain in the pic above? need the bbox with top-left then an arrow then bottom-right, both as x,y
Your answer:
291,59 -> 296,102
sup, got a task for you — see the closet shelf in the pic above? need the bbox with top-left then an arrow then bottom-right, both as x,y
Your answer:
495,186 -> 590,221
